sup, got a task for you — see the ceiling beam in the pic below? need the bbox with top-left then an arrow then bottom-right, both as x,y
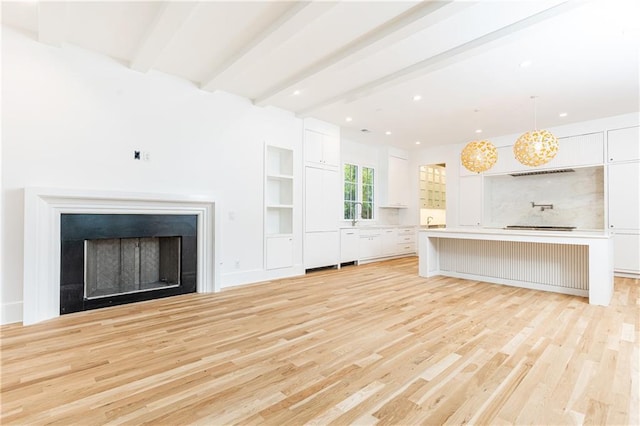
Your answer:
253,0 -> 475,107
130,2 -> 198,73
297,1 -> 583,117
37,2 -> 68,46
200,1 -> 337,93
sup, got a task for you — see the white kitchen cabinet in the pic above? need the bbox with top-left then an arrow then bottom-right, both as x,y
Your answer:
266,236 -> 293,270
359,230 -> 382,259
421,165 -> 446,209
458,175 -> 483,226
304,164 -> 340,269
340,228 -> 359,263
305,166 -> 339,232
608,162 -> 640,230
304,129 -> 340,168
548,132 -> 604,169
384,155 -> 410,207
612,233 -> 640,274
381,228 -> 397,256
305,231 -> 339,269
396,227 -> 416,254
482,132 -> 604,176
608,126 -> 640,162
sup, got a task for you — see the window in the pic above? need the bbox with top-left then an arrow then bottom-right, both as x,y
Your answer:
343,163 -> 375,220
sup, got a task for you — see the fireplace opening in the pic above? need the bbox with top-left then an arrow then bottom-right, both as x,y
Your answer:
85,236 -> 181,299
60,214 -> 197,314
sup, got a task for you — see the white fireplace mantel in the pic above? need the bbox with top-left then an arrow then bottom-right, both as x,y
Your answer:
23,187 -> 220,325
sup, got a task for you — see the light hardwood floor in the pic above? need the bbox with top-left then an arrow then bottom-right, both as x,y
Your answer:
2,257 -> 638,425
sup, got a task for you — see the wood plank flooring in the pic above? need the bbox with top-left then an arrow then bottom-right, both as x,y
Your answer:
1,257 -> 638,425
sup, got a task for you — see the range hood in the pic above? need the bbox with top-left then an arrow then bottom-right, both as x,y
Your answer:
509,168 -> 575,177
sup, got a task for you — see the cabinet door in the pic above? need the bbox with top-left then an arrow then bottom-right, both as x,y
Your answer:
381,229 -> 397,255
387,156 -> 409,206
359,234 -> 382,259
322,133 -> 341,167
305,231 -> 339,269
613,233 -> 640,273
305,167 -> 339,232
608,162 -> 640,230
304,130 -> 324,165
459,175 -> 483,226
608,126 -> 640,162
340,229 -> 359,262
266,236 -> 293,270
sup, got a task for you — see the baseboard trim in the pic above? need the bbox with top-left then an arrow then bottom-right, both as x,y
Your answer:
1,301 -> 23,325
221,265 -> 305,289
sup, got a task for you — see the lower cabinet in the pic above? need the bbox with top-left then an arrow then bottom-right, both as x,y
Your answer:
396,227 -> 416,254
613,233 -> 640,275
304,231 -> 339,269
265,236 -> 294,270
341,227 -> 416,262
381,229 -> 397,256
359,231 -> 382,259
340,229 -> 359,263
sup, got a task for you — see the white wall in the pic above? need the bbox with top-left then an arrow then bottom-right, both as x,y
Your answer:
1,28 -> 304,323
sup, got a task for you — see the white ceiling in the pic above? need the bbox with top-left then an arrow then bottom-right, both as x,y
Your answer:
2,1 -> 639,149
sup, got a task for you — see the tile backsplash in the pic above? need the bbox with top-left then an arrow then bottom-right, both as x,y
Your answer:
484,166 -> 604,230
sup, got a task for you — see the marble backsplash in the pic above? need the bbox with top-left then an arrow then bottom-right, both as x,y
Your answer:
484,166 -> 604,229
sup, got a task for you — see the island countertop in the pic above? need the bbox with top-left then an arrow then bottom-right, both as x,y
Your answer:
418,227 -> 614,306
419,227 -> 611,240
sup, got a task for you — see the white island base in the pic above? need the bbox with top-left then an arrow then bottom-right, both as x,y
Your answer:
418,228 -> 613,306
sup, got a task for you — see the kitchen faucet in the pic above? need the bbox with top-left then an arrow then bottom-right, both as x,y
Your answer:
351,202 -> 363,227
427,216 -> 434,225
531,201 -> 553,211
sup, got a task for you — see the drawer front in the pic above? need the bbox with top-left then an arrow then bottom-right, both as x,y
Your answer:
397,233 -> 416,244
397,242 -> 416,254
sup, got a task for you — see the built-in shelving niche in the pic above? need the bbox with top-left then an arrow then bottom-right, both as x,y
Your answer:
264,145 -> 294,269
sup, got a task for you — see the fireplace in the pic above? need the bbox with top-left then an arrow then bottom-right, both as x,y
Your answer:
23,187 -> 218,325
60,213 -> 197,314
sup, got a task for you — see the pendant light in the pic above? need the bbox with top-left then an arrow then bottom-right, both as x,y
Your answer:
461,109 -> 497,173
514,96 -> 559,167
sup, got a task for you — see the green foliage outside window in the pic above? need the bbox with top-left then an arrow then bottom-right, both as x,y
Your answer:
343,163 -> 375,220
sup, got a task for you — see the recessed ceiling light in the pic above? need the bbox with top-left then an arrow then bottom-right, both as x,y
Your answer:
415,141 -> 421,145
559,112 -> 568,117
520,60 -> 533,68
413,95 -> 422,101
345,117 -> 353,122
385,131 -> 392,135
475,129 -> 483,134
292,90 -> 301,96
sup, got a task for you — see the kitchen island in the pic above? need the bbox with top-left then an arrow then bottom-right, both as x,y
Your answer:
418,228 -> 613,306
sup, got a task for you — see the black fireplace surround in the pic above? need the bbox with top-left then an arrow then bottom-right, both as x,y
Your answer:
60,214 -> 197,314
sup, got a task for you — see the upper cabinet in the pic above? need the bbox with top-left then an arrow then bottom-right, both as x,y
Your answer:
607,126 -> 640,163
385,155 -> 410,207
467,132 -> 605,176
304,129 -> 340,168
420,165 -> 446,209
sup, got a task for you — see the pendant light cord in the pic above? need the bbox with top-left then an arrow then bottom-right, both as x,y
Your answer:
532,95 -> 538,130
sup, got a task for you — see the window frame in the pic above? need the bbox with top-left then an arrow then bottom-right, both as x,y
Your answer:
343,163 -> 376,221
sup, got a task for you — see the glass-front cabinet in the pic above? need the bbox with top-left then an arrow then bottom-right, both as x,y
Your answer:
419,164 -> 446,209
